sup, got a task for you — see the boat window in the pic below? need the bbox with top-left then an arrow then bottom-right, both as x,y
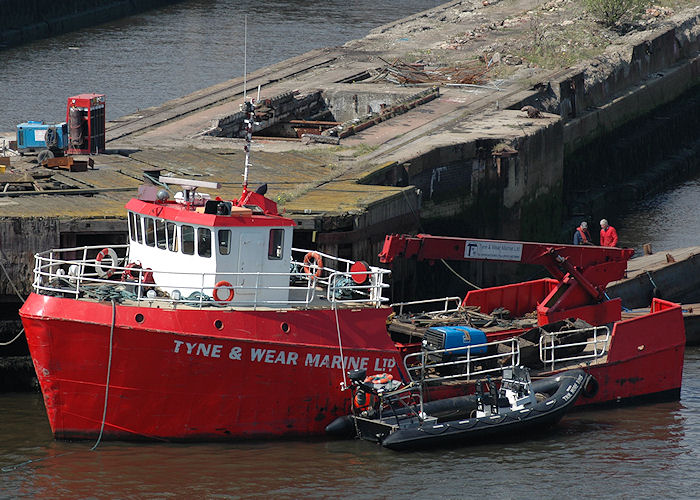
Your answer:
128,212 -> 137,241
181,225 -> 194,255
134,214 -> 143,243
268,229 -> 284,260
144,217 -> 155,247
156,219 -> 167,249
167,222 -> 177,252
198,228 -> 212,258
218,229 -> 231,255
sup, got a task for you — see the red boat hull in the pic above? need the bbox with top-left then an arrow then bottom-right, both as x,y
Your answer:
20,293 -> 400,440
20,284 -> 685,441
464,279 -> 685,406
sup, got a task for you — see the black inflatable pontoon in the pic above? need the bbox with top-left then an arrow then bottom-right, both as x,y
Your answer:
326,366 -> 589,451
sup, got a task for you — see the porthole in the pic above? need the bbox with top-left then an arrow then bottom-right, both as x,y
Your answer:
214,319 -> 224,330
135,313 -> 144,323
281,322 -> 290,333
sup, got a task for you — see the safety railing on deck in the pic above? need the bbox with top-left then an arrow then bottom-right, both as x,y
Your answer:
390,296 -> 464,316
32,244 -> 390,309
539,325 -> 610,371
402,337 -> 521,385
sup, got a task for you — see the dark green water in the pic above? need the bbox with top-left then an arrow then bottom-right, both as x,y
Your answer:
2,348 -> 698,498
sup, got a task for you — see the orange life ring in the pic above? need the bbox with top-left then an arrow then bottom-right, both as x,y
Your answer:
213,280 -> 235,302
303,251 -> 323,278
95,248 -> 118,278
366,373 -> 392,385
121,262 -> 142,282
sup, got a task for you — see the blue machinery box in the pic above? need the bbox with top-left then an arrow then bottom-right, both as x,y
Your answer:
425,326 -> 488,359
16,121 -> 68,152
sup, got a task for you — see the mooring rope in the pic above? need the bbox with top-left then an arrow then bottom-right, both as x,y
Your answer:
0,328 -> 25,347
0,250 -> 26,303
0,250 -> 27,347
91,299 -> 116,451
333,305 -> 348,390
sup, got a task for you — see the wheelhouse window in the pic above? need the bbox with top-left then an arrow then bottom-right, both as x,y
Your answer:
181,225 -> 194,255
156,219 -> 167,249
144,217 -> 155,247
268,229 -> 284,260
218,229 -> 231,255
198,228 -> 212,258
167,222 -> 177,252
134,214 -> 143,243
128,212 -> 137,241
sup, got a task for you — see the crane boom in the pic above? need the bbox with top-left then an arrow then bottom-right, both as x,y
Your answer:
379,234 -> 635,324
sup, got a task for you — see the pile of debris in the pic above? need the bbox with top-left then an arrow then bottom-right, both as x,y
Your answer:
366,59 -> 489,86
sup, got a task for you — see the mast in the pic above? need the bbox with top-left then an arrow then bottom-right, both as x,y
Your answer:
240,15 -> 255,203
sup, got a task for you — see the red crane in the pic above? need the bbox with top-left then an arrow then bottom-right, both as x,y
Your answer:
379,234 -> 634,326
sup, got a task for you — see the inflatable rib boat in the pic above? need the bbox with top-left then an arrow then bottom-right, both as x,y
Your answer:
326,366 -> 589,451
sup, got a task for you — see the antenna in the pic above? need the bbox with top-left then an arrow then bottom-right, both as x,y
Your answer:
242,100 -> 253,195
243,15 -> 247,103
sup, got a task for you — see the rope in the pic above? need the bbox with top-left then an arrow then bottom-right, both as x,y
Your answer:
0,249 -> 26,303
400,189 -> 481,290
645,270 -> 659,290
440,259 -> 482,290
333,305 -> 348,390
91,299 -> 116,451
0,328 -> 24,346
1,452 -> 75,473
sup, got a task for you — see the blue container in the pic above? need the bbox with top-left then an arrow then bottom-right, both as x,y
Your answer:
426,326 -> 488,358
16,121 -> 68,152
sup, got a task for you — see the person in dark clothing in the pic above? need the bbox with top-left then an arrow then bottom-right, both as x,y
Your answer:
573,221 -> 592,245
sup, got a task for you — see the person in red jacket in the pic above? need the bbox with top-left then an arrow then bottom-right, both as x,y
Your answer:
600,218 -> 618,247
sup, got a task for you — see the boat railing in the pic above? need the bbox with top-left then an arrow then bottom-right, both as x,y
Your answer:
402,337 -> 521,385
538,325 -> 610,371
32,245 -> 390,308
390,296 -> 464,316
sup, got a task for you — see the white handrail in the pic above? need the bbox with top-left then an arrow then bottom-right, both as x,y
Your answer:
539,326 -> 610,370
32,244 -> 390,309
403,337 -> 521,385
391,296 -> 463,316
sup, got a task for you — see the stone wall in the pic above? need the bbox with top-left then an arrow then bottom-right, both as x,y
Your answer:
0,217 -> 60,296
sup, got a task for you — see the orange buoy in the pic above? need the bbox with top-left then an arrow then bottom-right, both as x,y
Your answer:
303,251 -> 323,278
350,260 -> 370,284
213,280 -> 235,302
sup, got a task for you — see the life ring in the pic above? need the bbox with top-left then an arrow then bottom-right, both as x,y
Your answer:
213,280 -> 235,302
366,373 -> 392,385
121,262 -> 142,282
303,251 -> 323,278
581,375 -> 599,399
95,248 -> 118,278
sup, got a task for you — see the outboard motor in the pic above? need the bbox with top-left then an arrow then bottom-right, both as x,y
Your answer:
350,369 -> 400,417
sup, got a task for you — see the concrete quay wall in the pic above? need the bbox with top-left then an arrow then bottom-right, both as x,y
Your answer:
0,0 -> 182,48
